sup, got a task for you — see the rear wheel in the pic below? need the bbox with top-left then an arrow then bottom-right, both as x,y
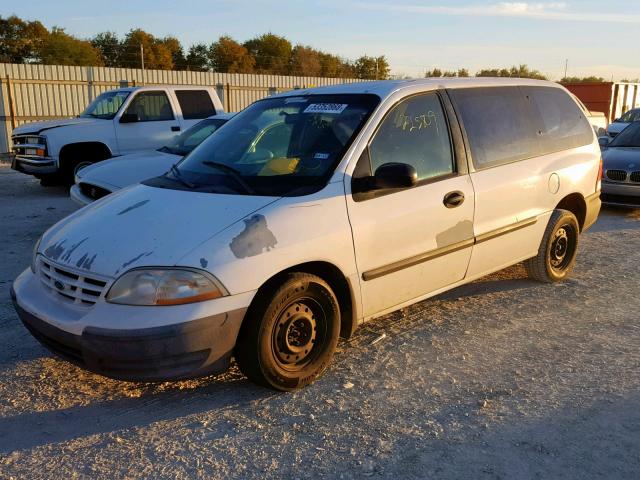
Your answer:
524,209 -> 580,283
235,273 -> 340,391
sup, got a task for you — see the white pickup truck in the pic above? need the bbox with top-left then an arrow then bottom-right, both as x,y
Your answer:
11,85 -> 224,183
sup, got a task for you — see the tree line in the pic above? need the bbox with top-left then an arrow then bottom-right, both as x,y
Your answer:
0,15 -> 390,79
1,15 -> 634,83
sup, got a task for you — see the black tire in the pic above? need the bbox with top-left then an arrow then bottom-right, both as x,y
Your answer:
235,273 -> 340,391
524,209 -> 580,283
38,174 -> 64,186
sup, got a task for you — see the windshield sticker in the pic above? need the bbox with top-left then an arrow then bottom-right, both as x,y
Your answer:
303,103 -> 348,114
314,152 -> 330,160
284,97 -> 308,104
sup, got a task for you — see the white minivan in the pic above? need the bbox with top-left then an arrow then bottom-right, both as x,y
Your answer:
12,79 -> 601,391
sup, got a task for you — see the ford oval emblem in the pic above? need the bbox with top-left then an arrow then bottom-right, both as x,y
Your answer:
54,280 -> 65,291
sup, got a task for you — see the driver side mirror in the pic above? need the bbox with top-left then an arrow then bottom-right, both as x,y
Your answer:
119,112 -> 139,123
598,136 -> 610,149
374,162 -> 418,189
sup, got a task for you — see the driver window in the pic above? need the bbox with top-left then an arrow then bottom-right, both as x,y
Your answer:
125,92 -> 174,122
369,93 -> 454,181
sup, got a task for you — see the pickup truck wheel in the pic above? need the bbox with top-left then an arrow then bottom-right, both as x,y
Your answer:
235,273 -> 340,391
73,161 -> 93,176
524,209 -> 579,283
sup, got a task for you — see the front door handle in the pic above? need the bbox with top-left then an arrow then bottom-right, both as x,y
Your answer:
443,191 -> 465,208
171,126 -> 180,132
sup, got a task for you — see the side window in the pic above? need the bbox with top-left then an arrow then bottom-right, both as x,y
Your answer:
369,93 -> 454,181
527,86 -> 593,152
175,90 -> 216,119
450,87 -> 538,169
124,92 -> 174,122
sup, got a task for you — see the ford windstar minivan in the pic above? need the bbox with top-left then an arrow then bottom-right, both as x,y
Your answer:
12,79 -> 601,391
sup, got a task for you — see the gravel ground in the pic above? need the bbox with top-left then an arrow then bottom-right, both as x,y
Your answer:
1,163 -> 639,479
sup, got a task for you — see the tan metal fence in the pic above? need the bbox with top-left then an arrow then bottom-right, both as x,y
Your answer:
0,63 -> 363,153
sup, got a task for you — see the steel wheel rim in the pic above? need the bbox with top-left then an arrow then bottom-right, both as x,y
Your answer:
271,298 -> 327,372
549,223 -> 576,272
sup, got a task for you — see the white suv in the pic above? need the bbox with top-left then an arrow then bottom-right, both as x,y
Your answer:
12,78 -> 601,391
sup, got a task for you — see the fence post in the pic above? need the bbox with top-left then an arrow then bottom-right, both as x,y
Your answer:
225,83 -> 231,111
6,76 -> 16,130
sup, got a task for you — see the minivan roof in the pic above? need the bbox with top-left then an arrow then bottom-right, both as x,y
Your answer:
275,77 -> 563,99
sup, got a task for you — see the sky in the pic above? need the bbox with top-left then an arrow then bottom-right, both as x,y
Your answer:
2,0 -> 640,80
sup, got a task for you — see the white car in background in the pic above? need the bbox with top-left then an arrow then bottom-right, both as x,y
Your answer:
70,113 -> 234,206
12,85 -> 224,183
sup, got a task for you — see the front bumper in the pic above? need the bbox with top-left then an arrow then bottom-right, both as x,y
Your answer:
601,181 -> 640,208
11,269 -> 251,381
11,156 -> 58,175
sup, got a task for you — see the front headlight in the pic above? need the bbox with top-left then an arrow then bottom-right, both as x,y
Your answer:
106,268 -> 227,306
31,236 -> 42,273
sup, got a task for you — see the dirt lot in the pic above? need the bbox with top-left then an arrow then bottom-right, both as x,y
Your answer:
0,163 -> 639,479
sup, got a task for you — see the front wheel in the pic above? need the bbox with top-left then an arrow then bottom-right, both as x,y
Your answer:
524,209 -> 580,283
235,273 -> 340,391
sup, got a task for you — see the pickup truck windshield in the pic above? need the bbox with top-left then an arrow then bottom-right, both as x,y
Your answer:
158,118 -> 229,156
80,91 -> 130,120
152,94 -> 379,196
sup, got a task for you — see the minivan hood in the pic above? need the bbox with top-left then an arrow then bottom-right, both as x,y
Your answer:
40,184 -> 280,278
607,122 -> 628,136
77,150 -> 180,189
603,147 -> 640,170
13,117 -> 98,135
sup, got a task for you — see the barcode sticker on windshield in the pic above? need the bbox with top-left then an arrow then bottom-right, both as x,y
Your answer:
303,103 -> 348,114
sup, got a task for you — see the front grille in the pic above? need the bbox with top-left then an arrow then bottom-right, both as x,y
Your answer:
601,193 -> 640,206
630,172 -> 640,183
12,134 -> 47,159
606,169 -> 627,182
78,182 -> 111,201
38,257 -> 108,306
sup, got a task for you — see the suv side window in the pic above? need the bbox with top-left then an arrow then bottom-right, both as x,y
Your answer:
369,92 -> 454,182
526,86 -> 593,152
450,86 -> 538,169
125,91 -> 174,122
175,90 -> 217,119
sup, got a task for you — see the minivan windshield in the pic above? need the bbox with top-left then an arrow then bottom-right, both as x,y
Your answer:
158,117 -> 229,156
152,94 -> 379,196
609,122 -> 640,148
80,91 -> 130,120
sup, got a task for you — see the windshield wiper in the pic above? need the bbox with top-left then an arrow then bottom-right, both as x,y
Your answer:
168,164 -> 196,189
202,161 -> 255,194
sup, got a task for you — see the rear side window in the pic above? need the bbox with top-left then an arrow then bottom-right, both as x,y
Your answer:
450,87 -> 538,169
125,92 -> 174,121
369,92 -> 454,181
526,86 -> 593,152
175,90 -> 217,119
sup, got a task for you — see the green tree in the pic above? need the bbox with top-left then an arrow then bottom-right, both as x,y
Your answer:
209,35 -> 255,73
0,15 -> 48,63
121,29 -> 173,70
561,75 -> 606,83
244,33 -> 292,74
38,27 -> 102,66
91,31 -> 121,67
161,36 -> 185,69
457,68 -> 469,77
424,68 -> 443,77
185,44 -> 209,71
354,55 -> 389,80
476,64 -> 547,80
318,52 -> 353,78
290,45 -> 321,76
